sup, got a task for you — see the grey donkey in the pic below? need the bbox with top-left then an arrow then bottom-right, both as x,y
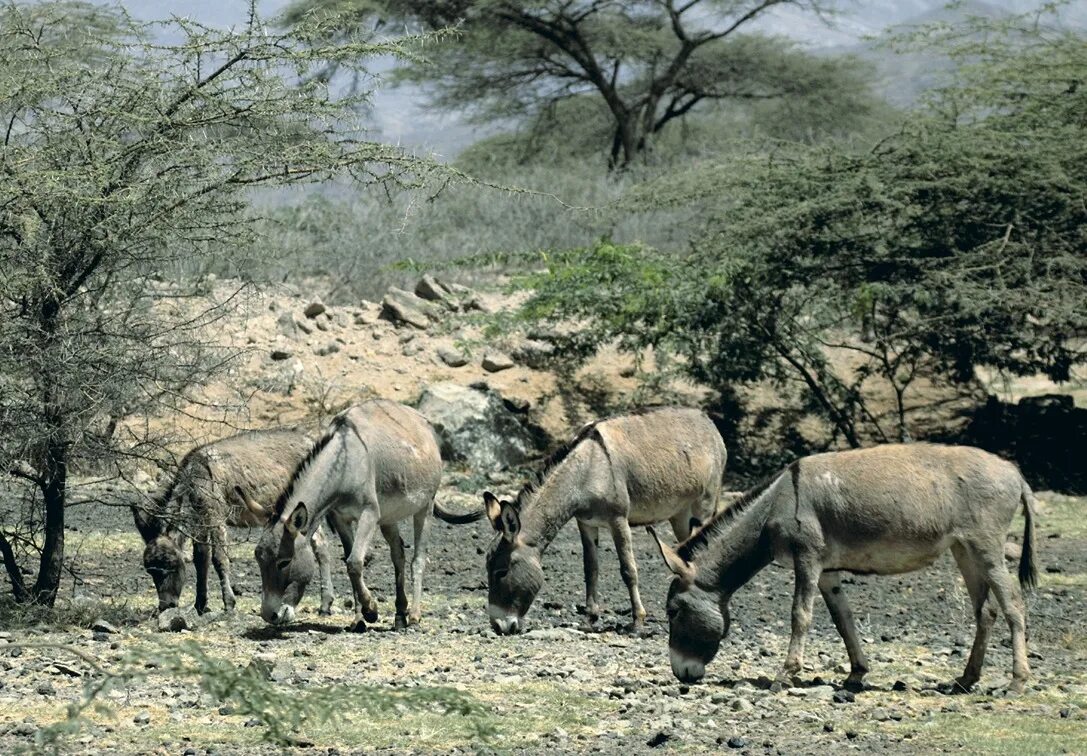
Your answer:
651,443 -> 1038,694
485,406 -> 727,635
131,429 -> 335,614
250,400 -> 484,631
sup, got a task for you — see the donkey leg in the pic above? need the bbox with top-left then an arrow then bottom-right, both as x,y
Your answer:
382,524 -> 409,630
609,518 -> 647,629
313,524 -> 335,616
344,507 -> 380,632
950,543 -> 998,692
977,544 -> 1031,693
818,571 -> 869,690
193,540 -> 212,615
577,521 -> 602,623
669,511 -> 694,542
408,508 -> 432,625
211,525 -> 235,612
780,551 -> 821,686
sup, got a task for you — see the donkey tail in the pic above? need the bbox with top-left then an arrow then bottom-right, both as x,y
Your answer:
1018,481 -> 1039,591
433,499 -> 486,525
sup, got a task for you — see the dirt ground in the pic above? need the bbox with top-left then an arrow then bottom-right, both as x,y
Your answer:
0,483 -> 1085,755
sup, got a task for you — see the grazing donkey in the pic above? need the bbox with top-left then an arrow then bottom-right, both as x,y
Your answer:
250,400 -> 483,631
131,429 -> 336,614
484,406 -> 727,635
651,443 -> 1038,694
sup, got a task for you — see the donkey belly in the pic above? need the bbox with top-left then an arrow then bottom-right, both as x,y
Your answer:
822,535 -> 954,576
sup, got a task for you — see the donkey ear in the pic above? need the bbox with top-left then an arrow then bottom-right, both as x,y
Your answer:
483,491 -> 502,530
647,526 -> 695,582
131,504 -> 161,542
287,502 -> 309,535
499,503 -> 521,542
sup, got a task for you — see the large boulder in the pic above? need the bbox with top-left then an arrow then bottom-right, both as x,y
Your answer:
417,382 -> 547,471
381,288 -> 439,329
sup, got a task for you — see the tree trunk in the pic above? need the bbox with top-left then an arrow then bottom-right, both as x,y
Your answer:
32,439 -> 67,606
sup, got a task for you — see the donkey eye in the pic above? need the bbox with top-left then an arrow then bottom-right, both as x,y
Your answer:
493,569 -> 509,581
276,559 -> 291,572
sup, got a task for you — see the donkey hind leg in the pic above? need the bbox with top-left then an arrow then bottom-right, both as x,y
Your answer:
193,539 -> 212,615
609,517 -> 647,630
976,541 -> 1031,693
210,524 -> 236,612
779,550 -> 822,687
313,522 -> 335,615
382,524 -> 409,630
949,542 -> 998,693
408,507 -> 432,625
340,504 -> 380,632
669,510 -> 694,543
818,571 -> 870,691
577,521 -> 602,623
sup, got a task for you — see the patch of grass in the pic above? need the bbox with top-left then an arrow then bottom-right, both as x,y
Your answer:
1028,494 -> 1087,540
878,710 -> 1087,756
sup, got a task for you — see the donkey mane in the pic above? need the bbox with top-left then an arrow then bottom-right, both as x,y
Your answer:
677,461 -> 797,562
271,417 -> 345,517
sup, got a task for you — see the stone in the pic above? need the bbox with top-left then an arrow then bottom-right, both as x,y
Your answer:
276,311 -> 298,337
303,302 -> 326,318
731,697 -> 754,712
91,619 -> 119,634
270,350 -> 292,361
646,731 -> 672,748
726,736 -> 746,749
510,338 -> 555,369
832,690 -> 855,705
314,341 -> 340,356
157,607 -> 195,633
437,347 -> 469,368
481,351 -> 514,372
133,711 -> 151,726
381,288 -> 439,329
417,382 -> 547,471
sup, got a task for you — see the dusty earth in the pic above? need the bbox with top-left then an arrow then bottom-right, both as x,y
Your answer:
1,279 -> 1086,754
0,485 -> 1085,755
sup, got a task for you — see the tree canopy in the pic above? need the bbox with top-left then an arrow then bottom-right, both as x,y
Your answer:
283,0 -> 877,168
504,7 -> 1087,451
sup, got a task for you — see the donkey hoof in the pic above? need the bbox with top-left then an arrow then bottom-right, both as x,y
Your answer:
1006,680 -> 1026,696
843,676 -> 866,693
348,618 -> 368,633
318,607 -> 333,617
394,614 -> 408,631
939,679 -> 973,695
408,614 -> 421,626
769,680 -> 786,694
363,608 -> 379,623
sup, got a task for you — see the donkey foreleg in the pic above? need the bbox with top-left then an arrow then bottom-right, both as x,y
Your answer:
193,539 -> 212,615
577,521 -> 602,623
313,525 -> 335,616
382,524 -> 409,630
211,525 -> 236,613
818,572 -> 869,690
609,518 -> 646,629
344,507 -> 380,632
779,551 -> 821,686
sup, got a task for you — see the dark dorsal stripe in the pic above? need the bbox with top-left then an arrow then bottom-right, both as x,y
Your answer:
271,415 -> 346,517
677,460 -> 798,563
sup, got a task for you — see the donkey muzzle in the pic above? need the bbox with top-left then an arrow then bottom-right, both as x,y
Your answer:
670,648 -> 706,683
488,604 -> 521,635
272,604 -> 296,625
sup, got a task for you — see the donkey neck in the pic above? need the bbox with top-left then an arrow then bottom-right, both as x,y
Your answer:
283,427 -> 353,536
519,447 -> 593,553
697,493 -> 774,598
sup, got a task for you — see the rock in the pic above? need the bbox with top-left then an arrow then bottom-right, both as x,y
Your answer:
725,736 -> 747,749
133,711 -> 151,726
314,341 -> 340,357
646,731 -> 672,748
417,382 -> 547,471
510,338 -> 555,369
303,302 -> 326,318
437,347 -> 469,368
11,722 -> 36,736
91,619 -> 119,634
157,607 -> 195,633
731,697 -> 754,712
415,274 -> 454,304
481,351 -> 514,372
36,682 -> 56,696
832,690 -> 855,705
270,350 -> 292,361
244,718 -> 262,728
381,288 -> 439,329
276,311 -> 298,337
295,317 -> 314,335
870,707 -> 890,722
415,275 -> 480,311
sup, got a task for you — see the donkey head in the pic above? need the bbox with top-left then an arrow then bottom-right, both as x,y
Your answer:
483,491 -> 544,635
253,498 -> 318,625
132,504 -> 186,612
649,527 -> 728,683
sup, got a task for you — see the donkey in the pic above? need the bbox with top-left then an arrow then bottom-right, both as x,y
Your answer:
250,400 -> 484,631
484,406 -> 727,635
651,443 -> 1038,694
131,429 -> 336,614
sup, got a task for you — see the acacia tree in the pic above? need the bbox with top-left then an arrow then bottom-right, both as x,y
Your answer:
502,7 -> 1086,452
283,0 -> 875,169
0,0 -> 442,606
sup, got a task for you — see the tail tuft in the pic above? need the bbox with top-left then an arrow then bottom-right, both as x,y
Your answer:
1018,483 -> 1039,591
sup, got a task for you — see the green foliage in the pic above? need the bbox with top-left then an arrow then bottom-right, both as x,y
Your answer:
504,5 -> 1087,449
